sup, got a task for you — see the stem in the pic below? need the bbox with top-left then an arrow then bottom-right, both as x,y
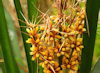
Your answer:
59,56 -> 63,69
69,48 -> 74,61
37,58 -> 39,73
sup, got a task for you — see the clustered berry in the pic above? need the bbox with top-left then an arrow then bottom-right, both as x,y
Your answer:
26,0 -> 86,73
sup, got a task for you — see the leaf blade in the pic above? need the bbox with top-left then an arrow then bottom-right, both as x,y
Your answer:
91,58 -> 100,73
13,0 -> 37,73
0,0 -> 20,73
80,0 -> 100,73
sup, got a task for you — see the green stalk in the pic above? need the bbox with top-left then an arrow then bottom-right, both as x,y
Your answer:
0,0 -> 20,73
13,0 -> 37,73
80,0 -> 100,73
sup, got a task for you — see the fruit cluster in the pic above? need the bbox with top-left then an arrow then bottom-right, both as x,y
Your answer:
26,0 -> 86,73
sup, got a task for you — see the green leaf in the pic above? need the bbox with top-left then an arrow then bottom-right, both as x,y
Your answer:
80,0 -> 100,73
13,0 -> 37,73
0,44 -> 6,73
4,7 -> 25,73
0,0 -> 20,73
0,62 -> 6,73
4,8 -> 22,60
93,23 -> 100,66
91,58 -> 100,73
27,0 -> 38,21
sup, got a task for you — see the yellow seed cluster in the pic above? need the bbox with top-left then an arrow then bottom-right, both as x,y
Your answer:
26,0 -> 86,73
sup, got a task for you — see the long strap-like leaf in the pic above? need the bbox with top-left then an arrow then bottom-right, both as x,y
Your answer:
91,58 -> 100,73
80,0 -> 100,73
13,0 -> 37,73
27,0 -> 38,21
0,0 -> 20,73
